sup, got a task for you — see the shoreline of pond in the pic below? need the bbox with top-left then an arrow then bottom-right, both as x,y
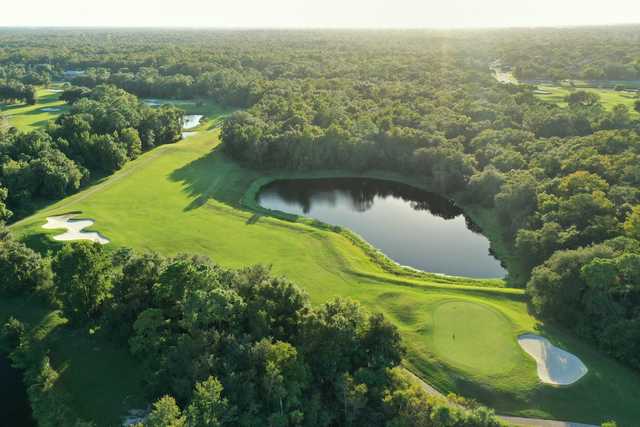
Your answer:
242,169 -> 511,288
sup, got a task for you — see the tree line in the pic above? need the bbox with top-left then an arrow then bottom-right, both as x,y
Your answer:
488,26 -> 640,82
0,63 -> 54,86
70,67 -> 259,108
0,80 -> 36,105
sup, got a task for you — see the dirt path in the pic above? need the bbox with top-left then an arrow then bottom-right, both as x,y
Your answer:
403,369 -> 598,427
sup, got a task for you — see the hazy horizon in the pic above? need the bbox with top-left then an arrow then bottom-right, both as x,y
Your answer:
2,0 -> 640,29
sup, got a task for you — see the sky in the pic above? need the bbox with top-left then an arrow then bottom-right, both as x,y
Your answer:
2,0 -> 640,29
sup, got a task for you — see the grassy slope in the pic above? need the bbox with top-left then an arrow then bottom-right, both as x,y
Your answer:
9,121 -> 640,425
0,87 -> 68,131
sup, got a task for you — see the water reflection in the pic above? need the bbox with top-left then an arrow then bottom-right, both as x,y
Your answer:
258,178 -> 505,278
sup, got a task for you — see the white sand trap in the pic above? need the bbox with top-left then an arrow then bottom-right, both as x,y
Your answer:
42,214 -> 110,245
182,131 -> 198,139
143,100 -> 161,107
47,89 -> 64,93
41,107 -> 62,112
183,114 -> 203,129
518,334 -> 587,385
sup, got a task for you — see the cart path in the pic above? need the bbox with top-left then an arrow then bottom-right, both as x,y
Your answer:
403,370 -> 598,427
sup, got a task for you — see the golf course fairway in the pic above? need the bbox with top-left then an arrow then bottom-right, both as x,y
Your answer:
0,87 -> 68,131
10,125 -> 640,425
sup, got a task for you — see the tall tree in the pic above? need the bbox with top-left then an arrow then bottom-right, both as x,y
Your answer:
52,242 -> 112,321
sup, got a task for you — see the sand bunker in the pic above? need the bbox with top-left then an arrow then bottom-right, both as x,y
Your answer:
47,89 -> 64,93
42,214 -> 110,244
144,99 -> 197,108
143,99 -> 162,107
183,115 -> 203,129
518,334 -> 588,385
182,131 -> 198,139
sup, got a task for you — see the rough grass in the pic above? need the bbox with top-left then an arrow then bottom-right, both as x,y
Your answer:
8,107 -> 640,425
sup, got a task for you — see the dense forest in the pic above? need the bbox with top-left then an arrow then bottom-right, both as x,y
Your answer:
490,26 -> 640,81
1,27 -> 640,425
0,226 -> 503,426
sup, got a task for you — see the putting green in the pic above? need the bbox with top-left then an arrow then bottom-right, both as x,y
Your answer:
431,301 -> 520,376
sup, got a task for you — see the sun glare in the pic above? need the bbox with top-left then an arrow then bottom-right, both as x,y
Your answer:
1,0 -> 639,28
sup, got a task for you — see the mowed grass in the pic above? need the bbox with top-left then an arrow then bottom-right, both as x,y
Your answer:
431,301 -> 521,377
0,87 -> 68,131
9,125 -> 640,424
535,83 -> 640,116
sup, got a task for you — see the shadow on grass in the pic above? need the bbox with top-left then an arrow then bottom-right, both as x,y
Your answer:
30,119 -> 56,128
1,99 -> 64,115
168,143 -> 258,211
246,213 -> 262,224
20,232 -> 63,255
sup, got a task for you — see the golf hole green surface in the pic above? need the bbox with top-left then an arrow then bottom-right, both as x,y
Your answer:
432,300 -> 520,376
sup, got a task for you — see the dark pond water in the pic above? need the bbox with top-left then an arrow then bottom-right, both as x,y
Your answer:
257,178 -> 506,278
0,354 -> 35,426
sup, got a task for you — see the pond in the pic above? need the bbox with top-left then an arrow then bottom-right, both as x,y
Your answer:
0,354 -> 35,426
182,115 -> 203,129
257,178 -> 506,278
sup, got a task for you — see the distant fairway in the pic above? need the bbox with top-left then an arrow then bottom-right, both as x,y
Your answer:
534,83 -> 640,116
489,70 -> 640,116
0,87 -> 68,131
431,301 -> 520,376
10,119 -> 640,424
